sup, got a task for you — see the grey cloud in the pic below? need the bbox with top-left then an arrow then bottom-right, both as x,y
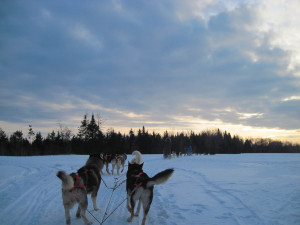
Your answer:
0,0 -> 299,134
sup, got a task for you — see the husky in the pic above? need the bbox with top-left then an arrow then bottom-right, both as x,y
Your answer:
172,151 -> 176,159
126,151 -> 174,225
111,153 -> 127,175
56,155 -> 102,225
102,153 -> 115,174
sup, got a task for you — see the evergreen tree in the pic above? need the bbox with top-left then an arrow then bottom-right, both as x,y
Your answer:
10,130 -> 23,144
33,132 -> 44,155
34,132 -> 43,143
47,130 -> 56,141
129,129 -> 135,151
78,114 -> 89,140
9,130 -> 24,155
87,114 -> 100,140
0,128 -> 8,155
0,128 -> 8,143
244,139 -> 252,153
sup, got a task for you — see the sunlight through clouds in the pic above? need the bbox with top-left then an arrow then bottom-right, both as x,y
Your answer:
237,112 -> 263,120
256,0 -> 300,74
281,96 -> 300,102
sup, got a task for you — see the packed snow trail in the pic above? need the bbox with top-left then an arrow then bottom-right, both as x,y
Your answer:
0,154 -> 299,225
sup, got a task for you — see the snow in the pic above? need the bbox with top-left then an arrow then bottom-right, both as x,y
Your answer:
0,154 -> 299,225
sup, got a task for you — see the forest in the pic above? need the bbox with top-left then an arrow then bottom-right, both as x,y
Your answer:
1,114 -> 299,156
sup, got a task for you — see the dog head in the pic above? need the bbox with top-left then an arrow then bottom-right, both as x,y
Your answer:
128,161 -> 144,175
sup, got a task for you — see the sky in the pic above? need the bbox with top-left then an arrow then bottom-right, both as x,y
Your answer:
1,0 -> 300,144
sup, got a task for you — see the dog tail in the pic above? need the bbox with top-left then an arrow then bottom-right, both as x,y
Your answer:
132,150 -> 142,164
147,169 -> 174,188
56,171 -> 74,191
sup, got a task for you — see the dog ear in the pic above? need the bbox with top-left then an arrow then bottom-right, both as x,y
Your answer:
128,161 -> 131,166
140,162 -> 144,168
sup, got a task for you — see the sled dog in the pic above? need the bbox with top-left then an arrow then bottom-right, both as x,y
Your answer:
111,153 -> 127,175
126,151 -> 174,225
56,154 -> 102,225
102,153 -> 115,174
102,153 -> 127,175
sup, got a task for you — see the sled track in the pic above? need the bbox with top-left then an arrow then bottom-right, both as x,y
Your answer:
174,167 -> 265,225
0,166 -> 59,225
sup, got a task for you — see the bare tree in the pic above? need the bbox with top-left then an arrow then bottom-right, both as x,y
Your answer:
28,125 -> 35,144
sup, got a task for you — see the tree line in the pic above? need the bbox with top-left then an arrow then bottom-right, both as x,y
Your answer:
0,114 -> 299,156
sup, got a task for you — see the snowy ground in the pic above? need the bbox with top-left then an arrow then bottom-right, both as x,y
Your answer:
0,154 -> 299,225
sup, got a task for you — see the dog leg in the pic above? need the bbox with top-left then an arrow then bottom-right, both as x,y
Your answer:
64,206 -> 71,225
117,164 -> 120,176
100,163 -> 104,175
91,193 -> 100,211
117,160 -> 122,175
121,162 -> 125,173
135,200 -> 141,217
141,202 -> 151,225
105,162 -> 110,174
76,205 -> 81,218
80,210 -> 92,225
111,163 -> 115,175
79,199 -> 92,225
127,196 -> 136,222
126,194 -> 132,212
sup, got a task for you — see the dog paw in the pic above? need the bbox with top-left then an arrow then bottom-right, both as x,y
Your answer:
94,207 -> 100,211
127,217 -> 133,222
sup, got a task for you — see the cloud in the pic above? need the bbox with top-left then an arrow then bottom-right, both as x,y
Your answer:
281,96 -> 300,102
256,0 -> 300,73
0,0 -> 299,143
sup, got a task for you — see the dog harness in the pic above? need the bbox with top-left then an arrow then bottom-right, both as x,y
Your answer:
132,172 -> 144,178
132,172 -> 144,188
104,154 -> 112,160
69,173 -> 85,192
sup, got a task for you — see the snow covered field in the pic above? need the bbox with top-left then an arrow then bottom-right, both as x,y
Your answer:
0,154 -> 299,225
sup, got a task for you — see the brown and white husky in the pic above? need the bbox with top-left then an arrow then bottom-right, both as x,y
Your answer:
56,154 -> 102,225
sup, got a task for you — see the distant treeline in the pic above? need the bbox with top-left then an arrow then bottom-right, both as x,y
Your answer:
1,114 -> 300,156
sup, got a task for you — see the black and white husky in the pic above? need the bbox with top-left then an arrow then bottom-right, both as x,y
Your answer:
126,151 -> 174,225
56,154 -> 102,225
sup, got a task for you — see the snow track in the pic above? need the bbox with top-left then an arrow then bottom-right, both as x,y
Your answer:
174,167 -> 264,225
0,154 -> 299,225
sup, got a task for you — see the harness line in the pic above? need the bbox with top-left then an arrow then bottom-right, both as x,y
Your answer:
88,174 -> 127,225
87,165 -> 143,224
